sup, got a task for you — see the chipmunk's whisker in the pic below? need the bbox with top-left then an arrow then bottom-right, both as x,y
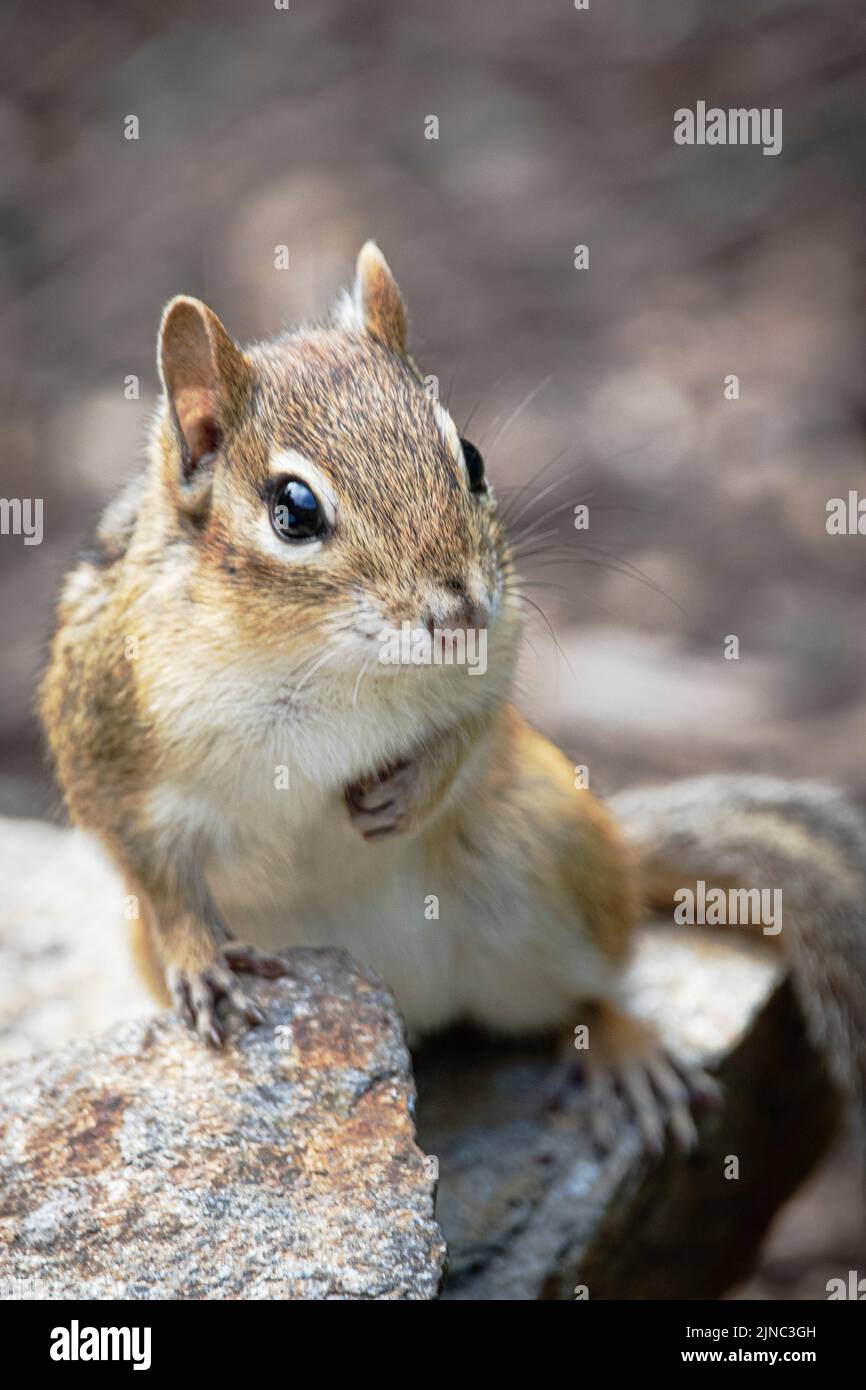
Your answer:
352,654 -> 376,708
512,548 -> 686,614
500,586 -> 579,683
505,575 -> 625,626
507,491 -> 597,547
478,375 -> 552,454
499,436 -> 662,531
458,365 -> 515,441
499,445 -> 576,528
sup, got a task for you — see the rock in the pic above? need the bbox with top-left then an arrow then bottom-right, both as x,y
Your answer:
0,949 -> 445,1300
0,816 -> 840,1299
0,817 -> 155,1064
414,929 -> 840,1300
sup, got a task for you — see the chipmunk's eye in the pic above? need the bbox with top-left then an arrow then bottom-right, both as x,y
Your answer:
461,439 -> 486,495
270,477 -> 325,542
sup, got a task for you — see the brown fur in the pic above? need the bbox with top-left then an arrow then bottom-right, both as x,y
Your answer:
38,245 -> 866,1157
613,777 -> 866,1128
39,245 -> 541,1008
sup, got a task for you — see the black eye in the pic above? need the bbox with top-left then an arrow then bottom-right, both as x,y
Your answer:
461,438 -> 486,494
270,477 -> 326,541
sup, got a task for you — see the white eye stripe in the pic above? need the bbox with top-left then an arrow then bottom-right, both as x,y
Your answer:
433,400 -> 461,462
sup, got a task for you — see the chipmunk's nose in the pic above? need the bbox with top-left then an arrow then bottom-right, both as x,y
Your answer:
424,580 -> 489,634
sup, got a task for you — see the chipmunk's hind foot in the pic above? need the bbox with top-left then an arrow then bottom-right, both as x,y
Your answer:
550,1002 -> 722,1156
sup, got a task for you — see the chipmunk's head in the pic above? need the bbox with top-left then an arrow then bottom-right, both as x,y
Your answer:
155,242 -> 520,771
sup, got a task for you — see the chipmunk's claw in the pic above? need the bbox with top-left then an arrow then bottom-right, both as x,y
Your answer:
548,1006 -> 722,1156
345,759 -> 418,839
167,944 -> 291,1045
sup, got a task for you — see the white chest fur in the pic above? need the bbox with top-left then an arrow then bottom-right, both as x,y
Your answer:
145,734 -> 615,1037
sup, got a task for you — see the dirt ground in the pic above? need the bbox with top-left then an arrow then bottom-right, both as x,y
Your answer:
0,0 -> 863,1296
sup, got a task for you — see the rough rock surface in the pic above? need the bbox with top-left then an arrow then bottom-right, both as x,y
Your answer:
0,949 -> 445,1300
415,931 -> 839,1300
0,817 -> 155,1063
0,816 -> 841,1299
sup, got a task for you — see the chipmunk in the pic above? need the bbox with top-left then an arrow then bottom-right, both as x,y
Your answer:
40,242 -> 866,1155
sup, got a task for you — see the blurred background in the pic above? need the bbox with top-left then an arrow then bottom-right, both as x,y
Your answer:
0,0 -> 863,1296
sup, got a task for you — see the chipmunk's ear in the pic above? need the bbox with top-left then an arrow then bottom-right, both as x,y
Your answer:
349,241 -> 408,356
158,296 -> 251,490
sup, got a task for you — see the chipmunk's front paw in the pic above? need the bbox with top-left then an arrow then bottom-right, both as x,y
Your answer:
167,943 -> 292,1047
345,759 -> 419,839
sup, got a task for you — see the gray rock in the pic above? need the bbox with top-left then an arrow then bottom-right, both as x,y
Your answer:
415,930 -> 839,1300
0,816 -> 156,1064
0,816 -> 839,1299
0,949 -> 445,1300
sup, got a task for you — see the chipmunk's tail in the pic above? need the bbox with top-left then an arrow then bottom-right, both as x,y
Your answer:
610,776 -> 866,1129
